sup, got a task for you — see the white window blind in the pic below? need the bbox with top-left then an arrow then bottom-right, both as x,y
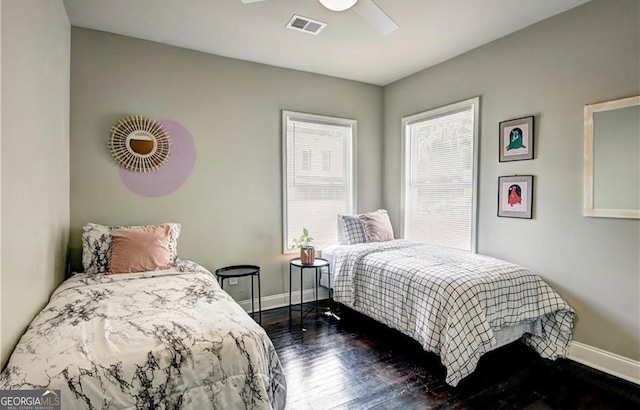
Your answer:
283,111 -> 356,252
402,98 -> 479,252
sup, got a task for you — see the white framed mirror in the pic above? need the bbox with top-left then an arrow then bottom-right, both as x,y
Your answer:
584,95 -> 640,219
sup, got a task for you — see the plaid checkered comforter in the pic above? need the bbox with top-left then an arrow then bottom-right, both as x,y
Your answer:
331,241 -> 575,386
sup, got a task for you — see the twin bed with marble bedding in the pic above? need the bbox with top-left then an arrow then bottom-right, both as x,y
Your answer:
0,223 -> 287,409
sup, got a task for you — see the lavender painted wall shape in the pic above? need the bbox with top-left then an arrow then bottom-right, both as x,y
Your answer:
119,120 -> 196,197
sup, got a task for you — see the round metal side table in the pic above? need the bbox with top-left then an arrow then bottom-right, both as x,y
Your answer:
289,258 -> 331,329
215,265 -> 262,324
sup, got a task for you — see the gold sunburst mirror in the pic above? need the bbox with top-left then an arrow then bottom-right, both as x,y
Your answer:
109,115 -> 172,172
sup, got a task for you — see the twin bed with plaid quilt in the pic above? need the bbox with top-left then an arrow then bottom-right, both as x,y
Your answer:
329,240 -> 575,386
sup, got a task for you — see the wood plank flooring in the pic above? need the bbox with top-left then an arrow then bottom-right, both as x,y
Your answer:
259,302 -> 640,409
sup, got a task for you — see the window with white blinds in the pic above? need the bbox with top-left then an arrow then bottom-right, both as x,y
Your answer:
282,111 -> 356,252
402,97 -> 479,252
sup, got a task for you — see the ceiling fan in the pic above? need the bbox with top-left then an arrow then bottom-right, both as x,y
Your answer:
239,0 -> 399,35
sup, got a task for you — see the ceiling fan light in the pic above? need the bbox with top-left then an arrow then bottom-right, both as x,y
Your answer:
319,0 -> 358,12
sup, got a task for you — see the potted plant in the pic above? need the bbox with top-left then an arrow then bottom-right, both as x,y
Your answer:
292,228 -> 315,265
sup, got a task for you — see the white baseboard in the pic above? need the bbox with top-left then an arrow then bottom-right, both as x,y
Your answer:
237,288 -> 329,313
568,341 -> 640,385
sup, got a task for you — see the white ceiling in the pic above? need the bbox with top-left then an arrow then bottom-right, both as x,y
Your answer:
62,0 -> 592,86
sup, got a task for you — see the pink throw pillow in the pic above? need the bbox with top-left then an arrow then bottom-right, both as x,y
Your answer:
358,210 -> 394,242
110,225 -> 173,274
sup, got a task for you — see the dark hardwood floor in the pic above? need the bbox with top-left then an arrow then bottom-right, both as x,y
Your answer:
260,302 -> 640,410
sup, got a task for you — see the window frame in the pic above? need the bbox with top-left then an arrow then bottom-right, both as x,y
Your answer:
282,110 -> 357,254
400,97 -> 480,253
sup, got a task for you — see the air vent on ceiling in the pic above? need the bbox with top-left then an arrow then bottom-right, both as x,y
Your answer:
286,15 -> 327,35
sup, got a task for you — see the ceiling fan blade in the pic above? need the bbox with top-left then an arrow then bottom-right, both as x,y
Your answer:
352,0 -> 398,35
240,0 -> 269,4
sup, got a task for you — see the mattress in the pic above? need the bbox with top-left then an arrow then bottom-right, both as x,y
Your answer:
319,245 -> 339,288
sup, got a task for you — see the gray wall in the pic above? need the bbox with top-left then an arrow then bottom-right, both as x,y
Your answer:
69,28 -> 383,302
1,0 -> 70,365
593,105 -> 640,210
383,0 -> 640,360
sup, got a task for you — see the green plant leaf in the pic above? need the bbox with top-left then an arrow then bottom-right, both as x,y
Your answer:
292,228 -> 313,249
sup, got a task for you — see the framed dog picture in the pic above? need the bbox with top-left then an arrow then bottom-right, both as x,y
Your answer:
499,116 -> 534,162
498,175 -> 533,219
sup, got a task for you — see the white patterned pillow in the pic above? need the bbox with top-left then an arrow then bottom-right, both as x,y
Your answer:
338,210 -> 392,245
82,223 -> 181,274
337,214 -> 367,245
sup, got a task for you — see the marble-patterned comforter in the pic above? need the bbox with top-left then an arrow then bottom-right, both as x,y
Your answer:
0,261 -> 286,409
